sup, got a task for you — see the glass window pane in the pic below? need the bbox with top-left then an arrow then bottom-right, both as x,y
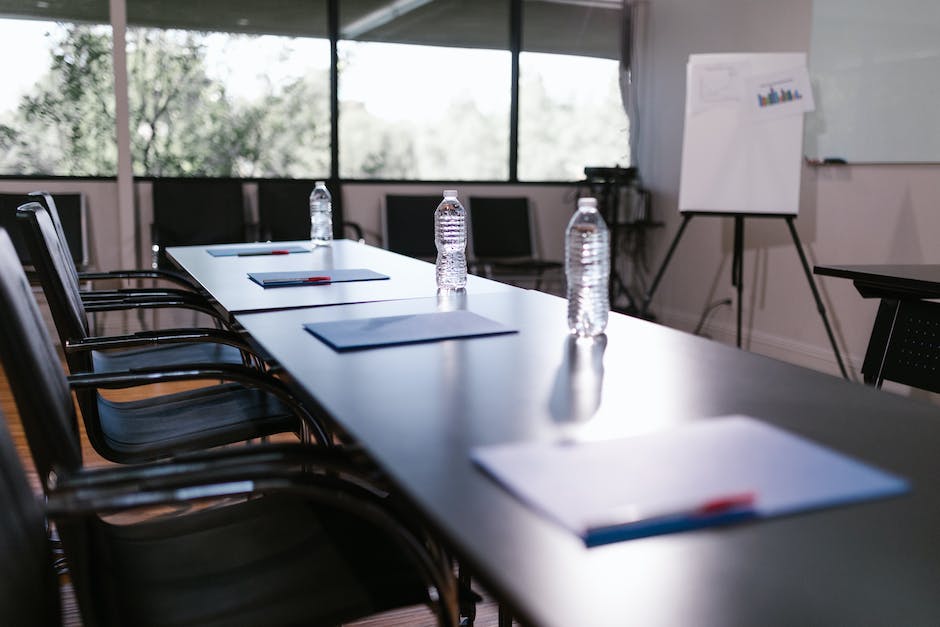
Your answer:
519,2 -> 630,181
339,1 -> 510,181
126,1 -> 330,178
0,14 -> 116,176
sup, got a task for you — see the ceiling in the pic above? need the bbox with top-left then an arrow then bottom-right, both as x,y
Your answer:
0,0 -> 622,58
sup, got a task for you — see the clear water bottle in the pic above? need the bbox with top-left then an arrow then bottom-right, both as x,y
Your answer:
309,181 -> 333,246
434,189 -> 467,290
566,197 -> 610,337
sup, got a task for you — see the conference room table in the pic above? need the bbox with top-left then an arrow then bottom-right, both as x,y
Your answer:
166,239 -> 512,321
814,263 -> 940,390
168,243 -> 940,627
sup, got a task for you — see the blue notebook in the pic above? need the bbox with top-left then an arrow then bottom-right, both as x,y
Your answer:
472,415 -> 909,547
207,245 -> 310,257
304,310 -> 518,351
248,268 -> 389,288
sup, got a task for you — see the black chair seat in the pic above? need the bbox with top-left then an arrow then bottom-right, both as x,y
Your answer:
96,383 -> 295,460
92,494 -> 428,627
91,342 -> 244,372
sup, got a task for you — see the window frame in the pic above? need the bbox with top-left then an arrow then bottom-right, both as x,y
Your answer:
0,0 -> 627,185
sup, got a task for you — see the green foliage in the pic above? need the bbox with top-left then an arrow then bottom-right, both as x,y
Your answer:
0,25 -> 116,175
0,24 -> 627,181
0,25 -> 331,178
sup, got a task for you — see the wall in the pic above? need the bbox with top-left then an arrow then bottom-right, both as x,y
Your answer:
635,0 -> 940,403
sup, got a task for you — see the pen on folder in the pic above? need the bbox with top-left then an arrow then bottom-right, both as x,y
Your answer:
238,249 -> 291,256
262,275 -> 331,286
585,492 -> 757,539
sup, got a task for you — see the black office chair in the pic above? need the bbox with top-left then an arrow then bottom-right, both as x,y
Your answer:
0,406 -> 459,627
17,202 -> 251,368
468,196 -> 562,290
257,179 -> 364,243
151,179 -> 247,270
0,226 -> 331,464
382,194 -> 440,260
25,193 -> 228,330
29,190 -> 205,294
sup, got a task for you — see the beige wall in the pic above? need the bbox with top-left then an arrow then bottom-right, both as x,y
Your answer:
634,0 -> 940,405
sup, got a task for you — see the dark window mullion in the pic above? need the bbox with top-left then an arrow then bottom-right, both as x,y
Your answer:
328,0 -> 339,183
327,0 -> 343,228
509,0 -> 521,183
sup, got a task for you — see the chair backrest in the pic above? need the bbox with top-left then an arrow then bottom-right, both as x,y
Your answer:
0,228 -> 85,486
468,196 -> 536,260
16,203 -> 92,366
257,179 -> 316,242
0,191 -> 87,269
152,179 -> 246,268
0,411 -> 61,627
382,194 -> 439,259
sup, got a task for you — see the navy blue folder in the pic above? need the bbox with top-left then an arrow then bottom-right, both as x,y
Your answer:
304,310 -> 518,351
248,268 -> 389,288
207,244 -> 310,257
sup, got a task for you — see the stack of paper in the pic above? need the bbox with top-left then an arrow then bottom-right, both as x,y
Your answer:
472,416 -> 908,547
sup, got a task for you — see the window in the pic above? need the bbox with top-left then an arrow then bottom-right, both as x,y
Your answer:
338,0 -> 511,180
0,15 -> 117,176
0,0 -> 632,183
518,1 -> 629,181
125,0 -> 330,178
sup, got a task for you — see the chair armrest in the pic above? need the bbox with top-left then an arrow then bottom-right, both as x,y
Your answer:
67,362 -> 332,445
55,443 -> 374,491
82,292 -> 225,321
343,220 -> 365,243
78,268 -> 202,291
79,287 -> 205,301
64,327 -> 255,355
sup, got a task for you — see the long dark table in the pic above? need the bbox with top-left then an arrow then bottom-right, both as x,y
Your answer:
235,288 -> 940,627
165,239 -> 512,321
814,264 -> 940,390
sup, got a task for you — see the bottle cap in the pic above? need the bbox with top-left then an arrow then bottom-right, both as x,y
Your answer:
443,189 -> 458,198
578,197 -> 598,209
315,181 -> 326,187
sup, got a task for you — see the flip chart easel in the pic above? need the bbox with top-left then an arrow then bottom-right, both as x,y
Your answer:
640,53 -> 847,378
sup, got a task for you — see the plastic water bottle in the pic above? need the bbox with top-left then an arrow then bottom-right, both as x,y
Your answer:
566,197 -> 610,337
434,189 -> 467,290
309,181 -> 333,246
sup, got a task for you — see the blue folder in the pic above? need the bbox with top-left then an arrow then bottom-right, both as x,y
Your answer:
207,245 -> 310,257
248,268 -> 388,288
304,310 -> 518,351
472,415 -> 910,547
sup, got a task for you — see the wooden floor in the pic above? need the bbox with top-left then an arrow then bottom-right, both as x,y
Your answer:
0,364 -> 508,626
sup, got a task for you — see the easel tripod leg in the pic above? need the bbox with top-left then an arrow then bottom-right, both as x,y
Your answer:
641,213 -> 693,316
732,215 -> 744,348
785,217 -> 849,379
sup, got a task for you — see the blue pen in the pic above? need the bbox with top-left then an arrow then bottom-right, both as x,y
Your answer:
584,492 -> 757,547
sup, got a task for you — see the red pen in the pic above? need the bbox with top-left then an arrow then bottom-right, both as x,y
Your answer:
696,492 -> 756,515
238,249 -> 291,256
262,275 -> 331,286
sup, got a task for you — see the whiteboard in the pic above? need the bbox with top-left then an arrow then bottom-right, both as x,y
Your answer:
679,53 -> 809,216
805,0 -> 940,162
